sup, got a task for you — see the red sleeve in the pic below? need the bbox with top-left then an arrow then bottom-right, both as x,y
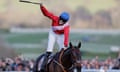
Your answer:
64,26 -> 70,47
40,5 -> 56,19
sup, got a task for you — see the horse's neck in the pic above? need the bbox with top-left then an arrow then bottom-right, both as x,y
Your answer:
61,50 -> 73,68
53,49 -> 72,69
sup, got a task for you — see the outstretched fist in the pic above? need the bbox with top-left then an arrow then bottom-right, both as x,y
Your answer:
40,3 -> 43,6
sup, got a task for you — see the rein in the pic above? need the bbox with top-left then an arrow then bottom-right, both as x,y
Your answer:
53,48 -> 75,72
58,48 -> 67,72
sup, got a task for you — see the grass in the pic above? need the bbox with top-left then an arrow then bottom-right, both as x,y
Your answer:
2,32 -> 120,59
14,48 -> 45,54
82,51 -> 118,60
92,34 -> 120,46
70,33 -> 120,46
5,33 -> 48,43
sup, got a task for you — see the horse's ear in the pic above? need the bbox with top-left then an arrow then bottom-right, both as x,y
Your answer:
69,42 -> 72,47
78,41 -> 81,48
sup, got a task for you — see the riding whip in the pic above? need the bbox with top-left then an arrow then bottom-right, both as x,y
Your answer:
19,0 -> 42,5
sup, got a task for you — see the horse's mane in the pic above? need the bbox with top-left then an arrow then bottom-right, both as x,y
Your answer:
52,47 -> 70,62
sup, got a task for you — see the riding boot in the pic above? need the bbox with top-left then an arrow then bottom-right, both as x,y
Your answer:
40,52 -> 51,72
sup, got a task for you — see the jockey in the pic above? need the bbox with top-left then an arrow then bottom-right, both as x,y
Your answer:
40,3 -> 70,71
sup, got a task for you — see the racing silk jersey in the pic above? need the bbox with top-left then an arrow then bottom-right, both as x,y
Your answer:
40,5 -> 70,47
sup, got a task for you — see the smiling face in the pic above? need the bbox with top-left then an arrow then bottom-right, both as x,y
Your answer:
59,20 -> 65,25
59,19 -> 66,25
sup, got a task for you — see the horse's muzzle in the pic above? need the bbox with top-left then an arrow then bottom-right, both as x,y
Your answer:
74,60 -> 81,68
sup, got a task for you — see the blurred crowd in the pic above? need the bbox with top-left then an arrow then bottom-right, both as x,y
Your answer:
81,56 -> 120,70
0,55 -> 34,72
0,55 -> 120,71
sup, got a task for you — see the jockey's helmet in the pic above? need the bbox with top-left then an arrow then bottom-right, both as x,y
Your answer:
59,12 -> 70,23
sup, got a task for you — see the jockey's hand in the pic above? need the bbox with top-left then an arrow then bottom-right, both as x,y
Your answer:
63,46 -> 67,50
40,3 -> 43,6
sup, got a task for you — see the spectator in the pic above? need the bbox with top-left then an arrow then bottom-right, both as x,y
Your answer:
16,63 -> 24,71
112,58 -> 120,69
0,55 -> 120,71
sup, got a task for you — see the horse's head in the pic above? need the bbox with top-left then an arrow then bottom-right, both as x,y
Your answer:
69,42 -> 81,68
61,42 -> 81,71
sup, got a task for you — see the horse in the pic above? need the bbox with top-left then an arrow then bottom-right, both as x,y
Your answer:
33,42 -> 82,72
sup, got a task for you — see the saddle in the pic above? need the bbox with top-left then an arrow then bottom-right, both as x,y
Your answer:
47,54 -> 54,64
33,53 -> 53,72
33,49 -> 65,72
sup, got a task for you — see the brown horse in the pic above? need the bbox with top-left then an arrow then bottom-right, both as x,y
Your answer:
33,42 -> 82,72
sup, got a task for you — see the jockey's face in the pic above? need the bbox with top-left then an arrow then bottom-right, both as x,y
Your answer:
59,19 -> 65,25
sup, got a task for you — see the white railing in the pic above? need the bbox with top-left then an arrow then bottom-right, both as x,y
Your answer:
81,69 -> 120,72
10,27 -> 120,34
2,70 -> 120,72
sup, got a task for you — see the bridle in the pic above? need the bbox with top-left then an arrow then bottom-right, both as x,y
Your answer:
53,48 -> 81,72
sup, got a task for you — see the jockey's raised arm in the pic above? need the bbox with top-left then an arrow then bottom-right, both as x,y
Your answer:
39,3 -> 70,72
